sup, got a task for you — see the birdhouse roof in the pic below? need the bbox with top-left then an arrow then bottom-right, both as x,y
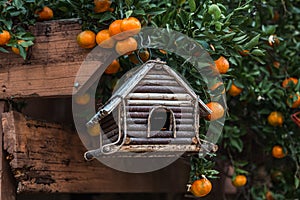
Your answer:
95,60 -> 211,121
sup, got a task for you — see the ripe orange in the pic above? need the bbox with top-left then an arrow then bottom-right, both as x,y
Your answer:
190,178 -> 212,197
287,94 -> 300,108
232,175 -> 247,187
272,61 -> 280,69
272,145 -> 286,159
159,49 -> 167,54
77,30 -> 96,49
105,59 -> 120,74
267,111 -> 283,127
0,30 -> 11,46
87,123 -> 101,136
282,77 -> 298,88
11,40 -> 28,55
239,49 -> 249,56
228,82 -> 243,96
75,93 -> 91,105
96,29 -> 116,48
266,191 -> 274,200
214,56 -> 230,74
129,50 -> 150,64
35,6 -> 53,21
209,82 -> 225,94
94,0 -> 112,13
109,19 -> 128,40
120,17 -> 141,37
205,102 -> 225,121
115,37 -> 137,55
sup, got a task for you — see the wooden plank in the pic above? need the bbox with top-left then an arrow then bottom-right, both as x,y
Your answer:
0,19 -> 112,98
2,111 -> 190,193
0,101 -> 16,200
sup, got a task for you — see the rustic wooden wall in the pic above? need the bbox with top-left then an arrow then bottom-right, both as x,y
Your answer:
0,19 -> 108,99
2,111 -> 191,194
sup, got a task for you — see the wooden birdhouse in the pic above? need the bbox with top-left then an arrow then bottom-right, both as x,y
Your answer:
84,60 -> 211,160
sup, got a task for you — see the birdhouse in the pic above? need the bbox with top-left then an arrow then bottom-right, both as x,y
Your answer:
84,60 -> 211,160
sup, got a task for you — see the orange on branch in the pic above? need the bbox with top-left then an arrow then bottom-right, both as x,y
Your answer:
105,59 -> 120,74
205,102 -> 225,121
94,0 -> 112,13
228,83 -> 243,97
272,145 -> 286,159
115,37 -> 137,55
109,19 -> 127,40
11,40 -> 28,55
120,17 -> 141,37
190,178 -> 212,197
214,56 -> 230,74
282,77 -> 298,88
35,6 -> 53,21
232,175 -> 247,187
96,29 -> 116,48
267,111 -> 284,127
0,30 -> 11,46
77,30 -> 96,49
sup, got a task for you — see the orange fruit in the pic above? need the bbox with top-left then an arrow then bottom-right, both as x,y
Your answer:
272,145 -> 286,158
77,30 -> 96,49
205,102 -> 225,121
129,50 -> 150,64
239,49 -> 249,56
115,37 -> 138,55
75,93 -> 91,105
109,19 -> 128,40
35,6 -> 53,21
94,0 -> 112,13
282,77 -> 298,88
266,191 -> 274,200
105,59 -> 120,74
209,82 -> 225,94
0,30 -> 11,46
287,94 -> 300,108
96,29 -> 116,48
232,175 -> 247,187
267,111 -> 284,127
214,56 -> 230,74
87,123 -> 101,136
228,83 -> 243,96
120,17 -> 141,37
190,178 -> 212,197
11,40 -> 28,55
159,49 -> 167,54
272,61 -> 280,69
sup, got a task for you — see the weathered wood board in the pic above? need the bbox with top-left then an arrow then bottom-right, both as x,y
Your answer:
2,111 -> 190,194
0,102 -> 16,200
0,19 -> 110,99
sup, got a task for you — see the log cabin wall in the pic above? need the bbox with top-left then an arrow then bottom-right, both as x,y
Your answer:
125,66 -> 197,145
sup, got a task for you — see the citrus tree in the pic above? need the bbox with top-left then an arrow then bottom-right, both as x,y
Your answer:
1,0 -> 299,199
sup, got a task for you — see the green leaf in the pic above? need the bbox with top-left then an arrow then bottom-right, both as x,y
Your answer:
125,10 -> 133,18
188,0 -> 196,12
244,34 -> 260,50
125,0 -> 134,6
0,47 -> 9,53
251,49 -> 265,56
262,25 -> 277,35
146,7 -> 167,15
295,177 -> 299,189
230,138 -> 243,152
19,47 -> 27,60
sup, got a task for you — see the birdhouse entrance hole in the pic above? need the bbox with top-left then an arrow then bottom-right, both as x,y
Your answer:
149,108 -> 172,132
